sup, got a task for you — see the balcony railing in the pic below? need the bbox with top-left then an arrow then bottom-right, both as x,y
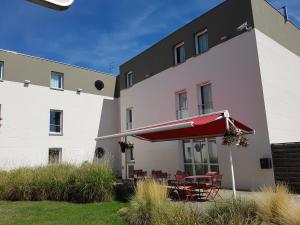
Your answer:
176,109 -> 189,119
198,103 -> 214,115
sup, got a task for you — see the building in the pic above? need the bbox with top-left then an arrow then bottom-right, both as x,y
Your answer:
117,0 -> 300,191
0,0 -> 300,191
0,49 -> 121,174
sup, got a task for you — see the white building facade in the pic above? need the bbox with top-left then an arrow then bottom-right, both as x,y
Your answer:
1,0 -> 300,192
0,50 -> 121,174
117,0 -> 300,191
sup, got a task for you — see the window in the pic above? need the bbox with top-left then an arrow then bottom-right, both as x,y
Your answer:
50,72 -> 64,89
176,92 -> 188,119
183,139 -> 219,176
198,83 -> 213,115
94,147 -> 105,162
0,62 -> 3,80
49,148 -> 62,164
127,148 -> 135,162
174,42 -> 185,65
195,30 -> 209,55
126,108 -> 133,130
125,72 -> 133,88
50,110 -> 63,134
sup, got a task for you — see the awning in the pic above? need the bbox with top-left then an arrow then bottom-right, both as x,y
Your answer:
95,110 -> 254,142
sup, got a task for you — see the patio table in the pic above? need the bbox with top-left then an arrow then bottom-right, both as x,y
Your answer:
183,175 -> 214,200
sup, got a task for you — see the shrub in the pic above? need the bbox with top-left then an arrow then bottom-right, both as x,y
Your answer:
257,184 -> 300,225
203,198 -> 261,225
151,203 -> 202,225
114,182 -> 135,202
0,163 -> 114,203
124,179 -> 168,225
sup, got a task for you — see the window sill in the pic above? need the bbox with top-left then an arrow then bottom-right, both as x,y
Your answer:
193,49 -> 210,57
173,60 -> 186,67
50,87 -> 64,91
49,132 -> 63,136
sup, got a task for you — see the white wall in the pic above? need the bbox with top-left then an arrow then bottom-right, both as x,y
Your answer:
120,30 -> 275,190
0,80 -> 119,171
255,29 -> 300,144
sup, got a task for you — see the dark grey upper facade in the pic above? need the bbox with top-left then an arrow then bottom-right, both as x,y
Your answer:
0,49 -> 117,97
119,0 -> 300,92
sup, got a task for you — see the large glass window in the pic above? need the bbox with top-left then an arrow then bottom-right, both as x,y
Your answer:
176,92 -> 188,119
174,42 -> 185,65
0,62 -> 3,80
183,139 -> 219,176
195,30 -> 209,55
198,83 -> 213,115
50,72 -> 64,89
50,110 -> 63,134
125,72 -> 133,88
126,108 -> 133,130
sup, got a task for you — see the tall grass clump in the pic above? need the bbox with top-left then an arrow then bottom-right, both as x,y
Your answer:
124,179 -> 168,225
0,163 -> 114,203
203,198 -> 261,225
257,184 -> 300,225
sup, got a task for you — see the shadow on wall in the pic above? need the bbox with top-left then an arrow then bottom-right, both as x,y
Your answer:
95,98 -> 121,177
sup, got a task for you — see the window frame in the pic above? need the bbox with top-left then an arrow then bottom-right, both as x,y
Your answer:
50,71 -> 64,90
182,139 -> 219,176
0,61 -> 4,81
48,148 -> 62,164
175,90 -> 188,119
49,109 -> 63,135
125,71 -> 134,88
126,108 -> 133,130
173,42 -> 185,65
195,29 -> 209,55
197,82 -> 213,115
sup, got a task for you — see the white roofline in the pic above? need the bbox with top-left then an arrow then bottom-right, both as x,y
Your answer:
0,48 -> 115,78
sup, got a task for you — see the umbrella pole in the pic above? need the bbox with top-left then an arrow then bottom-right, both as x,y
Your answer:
229,148 -> 237,199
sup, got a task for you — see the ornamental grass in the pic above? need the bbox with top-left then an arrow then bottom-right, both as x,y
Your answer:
0,163 -> 114,203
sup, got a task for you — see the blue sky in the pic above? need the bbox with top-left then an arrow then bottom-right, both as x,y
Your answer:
0,0 -> 299,75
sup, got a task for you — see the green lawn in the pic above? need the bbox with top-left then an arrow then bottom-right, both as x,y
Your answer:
0,201 -> 127,225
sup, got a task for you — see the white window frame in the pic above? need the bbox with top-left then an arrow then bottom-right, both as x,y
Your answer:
125,72 -> 133,88
126,108 -> 133,130
49,109 -> 63,135
195,29 -> 208,55
197,82 -> 213,115
48,148 -> 62,164
174,42 -> 185,65
176,91 -> 188,119
50,71 -> 64,90
0,62 -> 4,81
182,138 -> 219,176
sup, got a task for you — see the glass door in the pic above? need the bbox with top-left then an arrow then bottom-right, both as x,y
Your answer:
183,139 -> 219,176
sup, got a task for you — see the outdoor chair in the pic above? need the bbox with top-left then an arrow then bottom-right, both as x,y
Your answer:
133,170 -> 147,179
205,174 -> 223,200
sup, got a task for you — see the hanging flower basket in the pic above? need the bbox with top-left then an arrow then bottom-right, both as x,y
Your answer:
118,141 -> 134,153
222,128 -> 249,147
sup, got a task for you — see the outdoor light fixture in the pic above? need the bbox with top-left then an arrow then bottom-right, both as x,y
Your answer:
27,0 -> 74,10
24,80 -> 31,87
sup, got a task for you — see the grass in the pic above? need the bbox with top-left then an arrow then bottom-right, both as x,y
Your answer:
0,163 -> 114,203
257,184 -> 300,225
123,180 -> 300,225
0,201 -> 127,225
